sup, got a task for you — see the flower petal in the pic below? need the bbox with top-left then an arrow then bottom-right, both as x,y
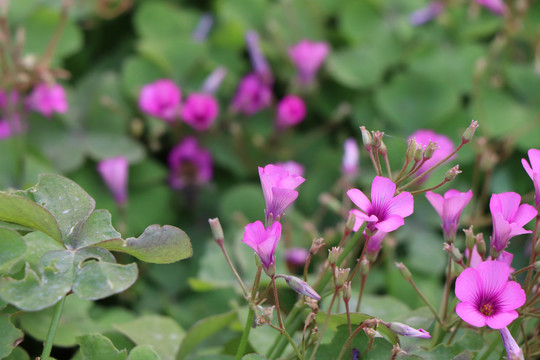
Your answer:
456,302 -> 487,327
243,220 -> 267,249
269,187 -> 299,218
490,193 -> 521,220
443,190 -> 473,222
375,215 -> 404,232
455,267 -> 483,303
347,188 -> 372,213
387,191 -> 414,218
476,261 -> 511,296
485,310 -> 519,329
370,176 -> 397,211
497,281 -> 526,312
425,191 -> 444,218
513,204 -> 537,228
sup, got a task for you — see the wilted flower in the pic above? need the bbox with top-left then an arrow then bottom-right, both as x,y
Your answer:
27,83 -> 68,118
408,129 -> 455,181
138,79 -> 182,122
168,137 -> 212,189
181,93 -> 219,131
243,220 -> 282,274
347,176 -> 414,233
425,189 -> 473,241
455,261 -> 526,329
475,0 -> 507,15
259,164 -> 306,222
342,138 -> 359,178
97,156 -> 129,205
276,95 -> 306,129
521,149 -> 540,208
288,40 -> 330,84
231,73 -> 272,115
409,2 -> 445,26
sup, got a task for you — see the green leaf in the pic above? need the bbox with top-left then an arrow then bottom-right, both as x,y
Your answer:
76,333 -> 127,360
73,261 -> 138,300
0,314 -> 24,359
0,228 -> 27,274
327,47 -> 388,89
69,210 -> 121,249
129,345 -> 161,360
0,192 -> 62,244
114,315 -> 185,360
85,133 -> 145,163
241,355 -> 267,360
177,310 -> 237,360
23,231 -> 64,269
219,185 -> 264,225
315,325 -> 393,359
3,347 -> 30,360
95,225 -> 192,264
134,1 -> 199,40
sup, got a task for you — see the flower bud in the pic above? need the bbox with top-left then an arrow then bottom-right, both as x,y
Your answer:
476,233 -> 486,257
414,146 -> 424,163
328,247 -> 342,265
444,165 -> 461,182
334,267 -> 350,288
395,262 -> 412,281
363,327 -> 383,339
342,281 -> 352,301
534,261 -> 540,272
208,218 -> 224,244
464,225 -> 475,252
360,258 -> 370,276
423,141 -> 438,160
346,212 -> 357,233
462,120 -> 479,144
371,131 -> 384,149
444,243 -> 463,264
277,275 -> 321,300
382,321 -> 431,339
310,237 -> 325,255
360,126 -> 372,150
406,139 -> 418,162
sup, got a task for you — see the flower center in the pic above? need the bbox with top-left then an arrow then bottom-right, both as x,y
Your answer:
480,303 -> 494,316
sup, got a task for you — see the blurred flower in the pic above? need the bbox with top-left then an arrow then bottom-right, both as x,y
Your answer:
490,192 -> 537,256
408,129 -> 455,181
138,79 -> 182,122
97,156 -> 129,205
342,138 -> 359,178
259,164 -> 306,222
168,137 -> 212,189
347,176 -> 414,233
366,230 -> 387,261
475,0 -> 507,15
425,189 -> 473,241
0,89 -> 19,110
276,95 -> 306,129
246,31 -> 272,83
521,149 -> 540,208
288,40 -> 330,84
285,247 -> 309,267
382,321 -> 431,339
201,66 -> 227,95
181,93 -> 219,131
192,13 -> 214,42
274,161 -> 305,177
409,2 -> 445,26
243,220 -> 282,273
455,261 -> 525,329
27,83 -> 68,118
0,114 -> 24,139
231,73 -> 272,115
499,327 -> 524,360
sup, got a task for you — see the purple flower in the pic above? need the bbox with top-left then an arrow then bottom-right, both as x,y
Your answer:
259,164 -> 305,222
409,2 -> 445,26
243,220 -> 282,272
273,161 -> 305,178
408,129 -> 455,181
0,114 -> 24,139
425,189 -> 473,241
499,327 -> 524,360
97,157 -> 129,205
288,40 -> 329,84
455,261 -> 526,329
181,93 -> 219,131
231,73 -> 272,115
168,137 -> 212,189
284,247 -> 309,267
138,79 -> 182,122
382,321 -> 431,339
347,176 -> 414,233
476,0 -> 507,15
201,66 -> 227,95
192,13 -> 214,42
27,83 -> 68,118
467,245 -> 513,269
366,230 -> 387,261
342,138 -> 359,178
489,192 -> 537,256
521,149 -> 540,208
246,31 -> 272,83
276,95 -> 306,129
276,274 -> 320,300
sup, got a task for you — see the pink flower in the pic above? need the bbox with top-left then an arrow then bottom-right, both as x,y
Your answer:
366,230 -> 387,261
475,0 -> 507,15
0,89 -> 19,109
97,157 -> 129,205
27,83 -> 68,118
288,40 -> 329,84
489,192 -> 537,256
231,73 -> 272,115
285,247 -> 309,267
243,220 -> 282,272
455,261 -> 525,329
425,189 -> 473,241
138,79 -> 181,122
342,138 -> 359,178
521,149 -> 540,208
0,114 -> 24,139
276,95 -> 306,129
409,2 -> 445,26
274,161 -> 305,177
181,93 -> 219,131
168,137 -> 212,189
347,176 -> 414,233
408,130 -> 455,181
259,164 -> 306,222
499,327 -> 524,360
467,245 -> 513,269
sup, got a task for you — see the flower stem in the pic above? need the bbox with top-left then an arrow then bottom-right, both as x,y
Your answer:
409,279 -> 444,326
218,242 -> 249,298
355,273 -> 368,312
336,323 -> 367,360
309,290 -> 339,360
235,306 -> 254,360
271,275 -> 285,330
41,296 -> 66,360
524,215 -> 539,295
268,323 -> 303,359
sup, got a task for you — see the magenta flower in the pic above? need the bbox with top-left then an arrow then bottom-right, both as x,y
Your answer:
476,0 -> 507,15
231,73 -> 272,115
138,79 -> 181,122
467,245 -> 513,269
489,192 -> 537,256
181,93 -> 219,131
259,164 -> 306,222
455,261 -> 525,329
366,230 -> 387,261
409,2 -> 445,26
285,247 -> 309,267
273,161 -> 305,178
243,220 -> 282,272
408,129 -> 455,181
425,189 -> 473,241
342,138 -> 359,178
168,137 -> 212,189
97,156 -> 129,205
521,148 -> 540,208
27,83 -> 68,118
276,95 -> 306,129
288,40 -> 329,84
347,176 -> 414,233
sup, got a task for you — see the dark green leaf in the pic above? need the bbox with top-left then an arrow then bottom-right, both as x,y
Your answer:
0,314 -> 24,359
69,210 -> 121,249
73,261 -> 137,300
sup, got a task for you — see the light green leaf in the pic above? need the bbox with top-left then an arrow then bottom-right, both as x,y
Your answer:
129,345 -> 160,360
0,314 -> 24,359
241,355 -> 267,360
69,210 -> 121,249
134,1 -> 199,40
0,192 -> 62,244
73,261 -> 137,300
23,231 -> 64,269
3,347 -> 30,360
76,333 -> 127,360
85,133 -> 145,163
114,315 -> 185,360
96,225 -> 192,264
0,228 -> 27,274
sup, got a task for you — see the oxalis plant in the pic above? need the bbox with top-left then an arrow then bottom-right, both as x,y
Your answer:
0,174 -> 192,360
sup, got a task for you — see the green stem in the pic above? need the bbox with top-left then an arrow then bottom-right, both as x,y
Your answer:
409,279 -> 444,326
41,296 -> 66,360
268,323 -> 303,359
309,290 -> 339,360
477,335 -> 500,360
235,307 -> 254,360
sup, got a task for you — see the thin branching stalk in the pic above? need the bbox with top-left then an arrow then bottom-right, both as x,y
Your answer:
235,307 -> 254,360
355,273 -> 368,312
309,290 -> 339,360
271,275 -> 285,330
335,322 -> 367,360
408,279 -> 444,326
217,242 -> 249,298
41,296 -> 66,360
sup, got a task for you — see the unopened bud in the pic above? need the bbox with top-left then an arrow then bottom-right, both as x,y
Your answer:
342,281 -> 352,301
363,327 -> 383,339
277,275 -> 321,300
334,267 -> 350,288
378,139 -> 387,156
382,321 -> 431,339
406,139 -> 418,162
371,131 -> 384,148
414,146 -> 424,163
360,258 -> 370,276
360,126 -> 372,150
534,261 -> 540,271
444,243 -> 463,264
423,141 -> 438,160
328,247 -> 342,265
264,263 -> 275,277
310,238 -> 325,255
462,120 -> 479,144
476,233 -> 486,257
208,218 -> 224,244
464,226 -> 475,251
346,212 -> 357,233
395,262 -> 412,281
444,165 -> 461,182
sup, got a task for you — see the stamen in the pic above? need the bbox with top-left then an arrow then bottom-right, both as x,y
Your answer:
480,303 -> 494,316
